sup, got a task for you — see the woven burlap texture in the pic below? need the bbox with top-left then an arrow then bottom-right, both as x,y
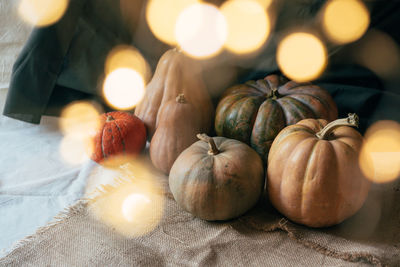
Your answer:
1,160 -> 399,267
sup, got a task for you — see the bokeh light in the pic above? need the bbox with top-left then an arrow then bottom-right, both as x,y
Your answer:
359,121 -> 400,183
88,159 -> 165,237
277,32 -> 327,82
175,3 -> 227,59
122,193 -> 152,222
105,45 -> 151,83
18,0 -> 69,27
146,0 -> 198,45
254,0 -> 273,8
59,101 -> 102,139
322,0 -> 369,44
59,135 -> 93,165
103,68 -> 145,110
354,30 -> 400,80
221,0 -> 270,54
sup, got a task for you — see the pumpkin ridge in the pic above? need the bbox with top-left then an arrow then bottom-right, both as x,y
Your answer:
245,80 -> 270,94
113,120 -> 126,153
277,98 -> 314,125
299,139 -> 320,221
327,140 -> 349,224
284,96 -> 318,118
283,88 -> 337,120
251,100 -> 285,160
268,126 -> 315,163
100,124 -> 108,159
278,137 -> 314,214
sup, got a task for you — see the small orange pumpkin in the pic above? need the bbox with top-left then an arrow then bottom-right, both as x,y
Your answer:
91,111 -> 146,163
267,114 -> 370,227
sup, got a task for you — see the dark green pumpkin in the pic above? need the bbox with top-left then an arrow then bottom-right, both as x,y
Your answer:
215,74 -> 338,161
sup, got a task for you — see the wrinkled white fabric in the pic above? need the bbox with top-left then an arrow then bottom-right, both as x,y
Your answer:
0,86 -> 99,256
0,0 -> 94,256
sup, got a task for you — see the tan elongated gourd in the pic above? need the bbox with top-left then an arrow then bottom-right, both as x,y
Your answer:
149,94 -> 202,174
267,114 -> 371,227
134,48 -> 214,140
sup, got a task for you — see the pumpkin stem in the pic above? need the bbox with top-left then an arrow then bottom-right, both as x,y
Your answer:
265,78 -> 280,99
197,133 -> 219,155
270,88 -> 279,100
176,94 -> 186,103
106,115 -> 115,122
316,113 -> 359,140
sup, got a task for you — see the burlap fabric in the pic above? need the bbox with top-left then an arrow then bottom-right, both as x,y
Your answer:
1,157 -> 399,267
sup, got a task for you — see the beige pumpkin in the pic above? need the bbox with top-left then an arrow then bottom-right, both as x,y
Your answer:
169,134 -> 264,221
267,114 -> 371,227
134,48 -> 214,140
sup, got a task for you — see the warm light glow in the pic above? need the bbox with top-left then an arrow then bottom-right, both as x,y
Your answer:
175,3 -> 227,59
221,0 -> 270,54
254,0 -> 273,8
59,135 -> 93,165
322,0 -> 369,44
103,68 -> 145,110
105,45 -> 151,82
359,121 -> 400,183
354,31 -> 400,79
59,101 -> 101,139
277,32 -> 327,82
146,0 -> 198,45
18,0 -> 69,27
122,193 -> 152,222
88,160 -> 164,237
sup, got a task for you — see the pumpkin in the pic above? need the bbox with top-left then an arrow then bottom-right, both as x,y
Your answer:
169,134 -> 264,221
150,94 -> 203,174
91,111 -> 146,163
215,74 -> 338,161
134,48 -> 214,140
267,114 -> 370,227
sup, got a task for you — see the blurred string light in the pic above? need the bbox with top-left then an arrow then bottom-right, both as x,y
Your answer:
105,45 -> 151,83
103,68 -> 145,110
277,32 -> 327,82
359,121 -> 400,183
59,101 -> 102,138
59,135 -> 94,165
103,46 -> 149,110
175,3 -> 227,59
59,101 -> 102,165
253,0 -> 273,8
146,0 -> 198,45
322,0 -> 369,44
353,30 -> 400,80
88,159 -> 165,237
221,0 -> 270,54
18,0 -> 69,27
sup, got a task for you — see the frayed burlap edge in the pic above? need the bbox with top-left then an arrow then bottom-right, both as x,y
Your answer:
240,216 -> 386,267
0,176 -> 388,266
0,199 -> 89,259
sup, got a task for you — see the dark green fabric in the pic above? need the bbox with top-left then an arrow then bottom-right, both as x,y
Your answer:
3,0 -> 400,130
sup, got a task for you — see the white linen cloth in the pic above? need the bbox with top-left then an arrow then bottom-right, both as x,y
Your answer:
0,0 -> 106,256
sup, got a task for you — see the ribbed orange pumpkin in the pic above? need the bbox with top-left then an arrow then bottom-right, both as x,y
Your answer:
91,111 -> 146,163
267,114 -> 371,227
215,74 -> 337,161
